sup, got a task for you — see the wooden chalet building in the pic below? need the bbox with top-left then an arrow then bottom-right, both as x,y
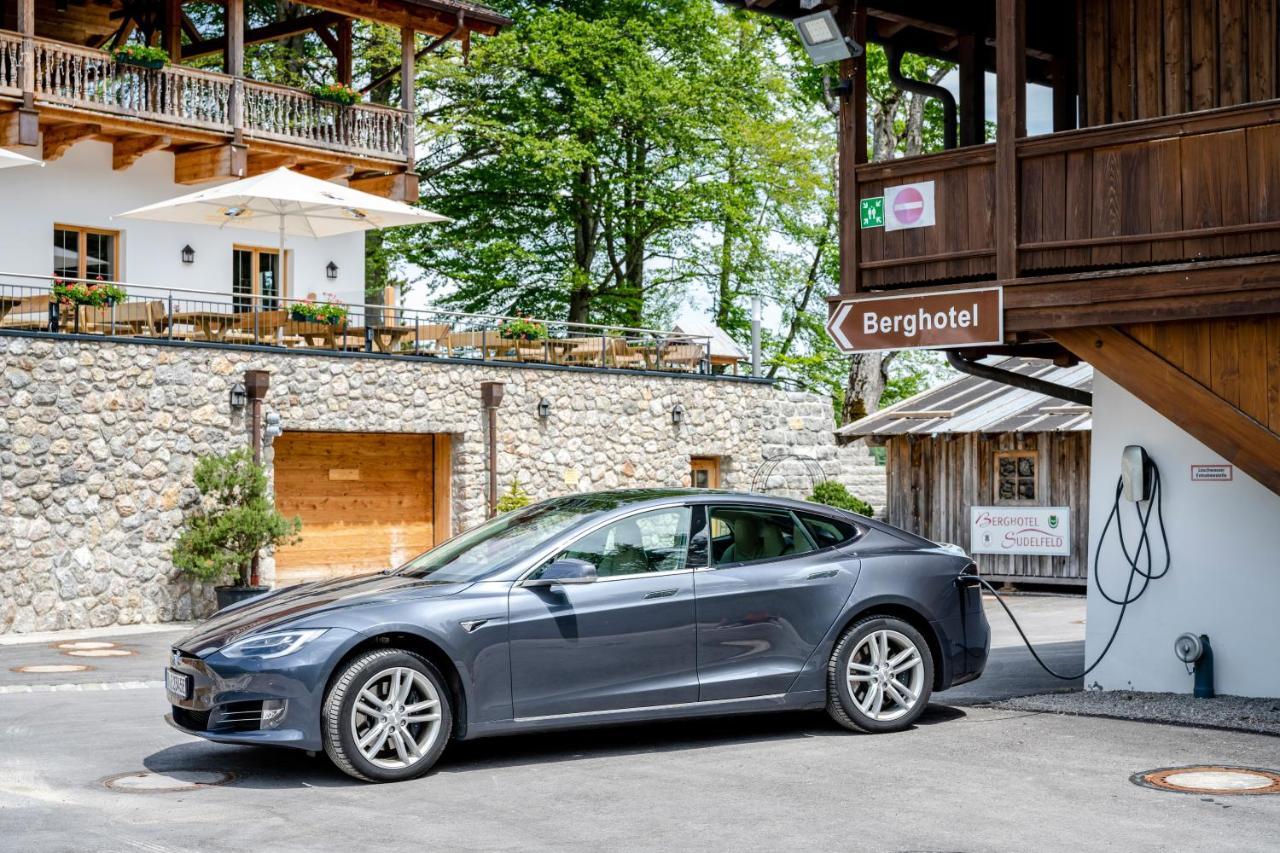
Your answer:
727,1 -> 1280,699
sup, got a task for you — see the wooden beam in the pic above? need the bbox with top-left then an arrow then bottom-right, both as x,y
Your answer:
401,26 -> 416,164
163,0 -> 182,63
1053,325 -> 1280,496
837,0 -> 867,295
995,0 -> 1025,281
296,162 -> 355,181
174,143 -> 246,184
42,123 -> 101,161
246,152 -> 298,176
112,134 -> 170,170
958,33 -> 985,146
183,11 -> 343,60
350,172 -> 417,202
224,0 -> 244,77
335,17 -> 353,86
0,109 -> 39,148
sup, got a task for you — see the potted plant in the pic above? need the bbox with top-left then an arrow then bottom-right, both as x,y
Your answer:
289,294 -> 349,325
496,479 -> 532,513
51,276 -> 127,308
498,316 -> 547,341
309,82 -> 361,106
111,44 -> 170,70
172,449 -> 302,611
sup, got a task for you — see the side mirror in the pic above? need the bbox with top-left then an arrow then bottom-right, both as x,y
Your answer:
525,558 -> 597,587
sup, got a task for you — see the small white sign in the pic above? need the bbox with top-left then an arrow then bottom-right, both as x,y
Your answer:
971,506 -> 1071,557
1191,464 -> 1233,482
884,181 -> 936,232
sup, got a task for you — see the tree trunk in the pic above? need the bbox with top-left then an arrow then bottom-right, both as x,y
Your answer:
840,351 -> 896,425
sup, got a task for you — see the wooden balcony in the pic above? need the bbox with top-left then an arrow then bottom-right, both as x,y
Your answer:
0,31 -> 410,165
856,100 -> 1280,300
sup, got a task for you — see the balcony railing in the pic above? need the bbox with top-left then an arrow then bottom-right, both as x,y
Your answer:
854,99 -> 1280,291
0,274 -> 724,377
0,31 -> 411,162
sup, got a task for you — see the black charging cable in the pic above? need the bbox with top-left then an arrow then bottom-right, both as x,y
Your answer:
959,464 -> 1170,681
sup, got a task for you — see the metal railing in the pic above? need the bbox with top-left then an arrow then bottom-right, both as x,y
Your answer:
0,273 -> 722,376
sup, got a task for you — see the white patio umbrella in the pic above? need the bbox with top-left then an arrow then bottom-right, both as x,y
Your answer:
0,148 -> 43,169
114,166 -> 447,268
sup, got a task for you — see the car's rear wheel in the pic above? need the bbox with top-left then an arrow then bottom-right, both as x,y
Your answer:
827,616 -> 933,733
322,648 -> 452,782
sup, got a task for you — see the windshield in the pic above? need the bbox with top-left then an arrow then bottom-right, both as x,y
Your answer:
396,497 -> 609,582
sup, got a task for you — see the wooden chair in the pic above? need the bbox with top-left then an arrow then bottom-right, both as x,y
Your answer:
607,338 -> 646,369
223,310 -> 299,346
79,301 -> 166,337
401,323 -> 453,354
562,336 -> 607,366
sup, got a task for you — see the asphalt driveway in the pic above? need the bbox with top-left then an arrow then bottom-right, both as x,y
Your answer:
2,595 -> 1277,853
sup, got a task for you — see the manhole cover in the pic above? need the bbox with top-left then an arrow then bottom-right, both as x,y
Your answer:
1133,766 -> 1280,795
101,770 -> 234,793
64,648 -> 133,658
11,664 -> 93,674
54,641 -> 117,651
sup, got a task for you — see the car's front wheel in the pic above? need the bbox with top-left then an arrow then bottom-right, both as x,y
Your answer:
827,616 -> 933,733
322,648 -> 452,782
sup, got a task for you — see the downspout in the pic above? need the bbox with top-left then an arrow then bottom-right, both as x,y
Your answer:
946,351 -> 1093,407
885,43 -> 958,150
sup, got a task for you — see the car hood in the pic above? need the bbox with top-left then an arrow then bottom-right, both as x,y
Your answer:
176,573 -> 470,656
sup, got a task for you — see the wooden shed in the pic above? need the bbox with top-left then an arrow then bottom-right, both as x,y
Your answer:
840,359 -> 1093,587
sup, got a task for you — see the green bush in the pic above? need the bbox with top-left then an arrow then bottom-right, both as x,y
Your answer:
496,479 -> 532,513
172,450 -> 301,586
808,480 -> 873,517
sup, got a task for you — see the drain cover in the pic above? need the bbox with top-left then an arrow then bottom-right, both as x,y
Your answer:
101,770 -> 234,793
11,664 -> 92,674
64,648 -> 133,658
54,641 -> 117,651
1133,766 -> 1280,795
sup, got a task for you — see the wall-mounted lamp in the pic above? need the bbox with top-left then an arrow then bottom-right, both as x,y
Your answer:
794,10 -> 863,66
671,403 -> 685,426
181,245 -> 195,265
228,382 -> 247,411
537,397 -> 552,419
326,261 -> 338,280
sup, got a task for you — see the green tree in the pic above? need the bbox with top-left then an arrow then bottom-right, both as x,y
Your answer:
172,450 -> 301,587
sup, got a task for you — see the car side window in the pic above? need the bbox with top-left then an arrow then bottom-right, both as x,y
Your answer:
555,507 -> 693,578
709,507 -> 817,566
796,512 -> 860,549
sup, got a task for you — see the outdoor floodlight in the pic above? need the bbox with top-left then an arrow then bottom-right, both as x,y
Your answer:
671,403 -> 685,426
537,397 -> 552,419
326,261 -> 338,279
794,10 -> 863,66
228,382 -> 247,411
181,245 -> 195,264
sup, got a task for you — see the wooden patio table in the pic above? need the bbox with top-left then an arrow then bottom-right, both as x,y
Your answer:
0,295 -> 22,322
167,310 -> 239,342
348,325 -> 414,354
284,319 -> 345,350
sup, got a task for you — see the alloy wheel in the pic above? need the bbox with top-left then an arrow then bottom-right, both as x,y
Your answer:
845,629 -> 925,722
349,666 -> 443,770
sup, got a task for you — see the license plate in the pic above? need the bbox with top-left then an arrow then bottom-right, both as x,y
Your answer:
165,668 -> 191,700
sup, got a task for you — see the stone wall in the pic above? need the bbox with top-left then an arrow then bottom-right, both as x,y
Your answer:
0,336 -> 884,634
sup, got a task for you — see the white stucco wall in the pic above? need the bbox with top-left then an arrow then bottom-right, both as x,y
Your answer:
0,141 -> 366,306
1084,373 -> 1280,698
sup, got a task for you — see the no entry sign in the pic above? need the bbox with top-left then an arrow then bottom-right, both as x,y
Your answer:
826,287 -> 1004,353
884,181 -> 935,231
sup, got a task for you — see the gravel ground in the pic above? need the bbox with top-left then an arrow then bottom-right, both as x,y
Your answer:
994,689 -> 1280,736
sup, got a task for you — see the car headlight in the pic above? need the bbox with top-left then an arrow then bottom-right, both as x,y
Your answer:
220,629 -> 328,660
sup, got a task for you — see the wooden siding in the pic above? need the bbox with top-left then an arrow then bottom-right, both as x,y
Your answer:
884,432 -> 1091,585
1080,0 -> 1280,127
273,431 -> 448,586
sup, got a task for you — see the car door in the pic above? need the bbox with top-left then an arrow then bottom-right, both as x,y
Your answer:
507,505 -> 698,719
693,505 -> 861,701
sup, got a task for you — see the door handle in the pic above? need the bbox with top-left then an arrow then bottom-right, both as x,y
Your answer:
644,588 -> 679,600
806,569 -> 839,580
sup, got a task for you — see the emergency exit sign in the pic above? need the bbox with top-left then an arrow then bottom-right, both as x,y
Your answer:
860,196 -> 884,228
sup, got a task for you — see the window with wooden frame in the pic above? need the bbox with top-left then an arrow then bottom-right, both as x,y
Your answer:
995,450 -> 1038,503
53,225 -> 119,282
232,245 -> 288,313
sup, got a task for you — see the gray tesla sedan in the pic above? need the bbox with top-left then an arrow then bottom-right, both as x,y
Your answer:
165,490 -> 990,782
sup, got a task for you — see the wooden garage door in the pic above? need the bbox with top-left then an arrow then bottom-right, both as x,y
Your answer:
273,432 -> 450,586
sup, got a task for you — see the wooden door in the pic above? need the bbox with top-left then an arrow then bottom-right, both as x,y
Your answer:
690,457 -> 720,489
273,431 -> 449,585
